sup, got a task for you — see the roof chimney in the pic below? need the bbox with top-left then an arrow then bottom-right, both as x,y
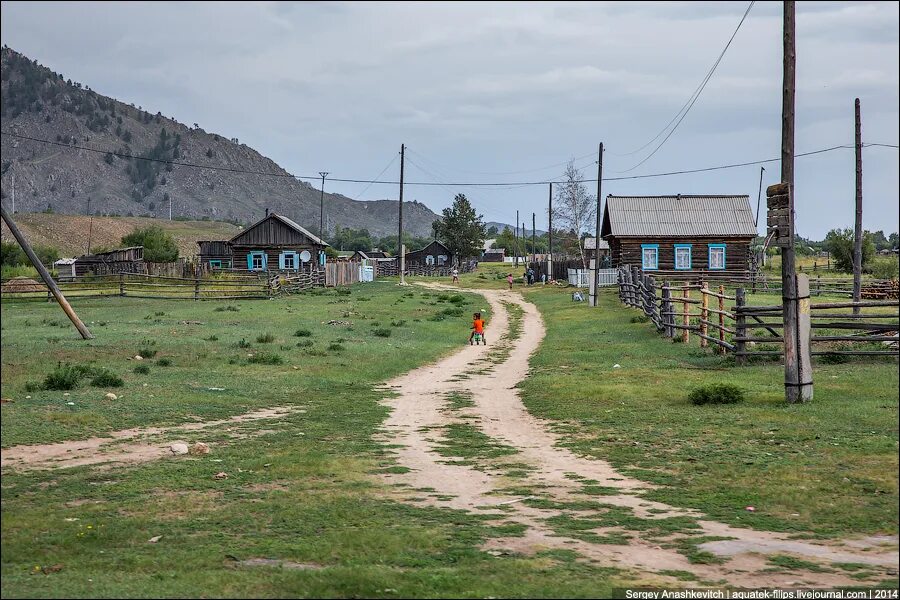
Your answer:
265,208 -> 269,217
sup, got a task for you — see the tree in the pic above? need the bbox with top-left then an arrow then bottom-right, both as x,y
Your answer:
552,160 -> 595,268
823,228 -> 875,273
432,194 -> 486,262
889,232 -> 899,250
870,230 -> 891,251
121,226 -> 178,262
486,225 -> 499,236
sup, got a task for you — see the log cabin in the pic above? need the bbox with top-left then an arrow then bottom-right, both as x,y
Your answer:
600,195 -> 756,278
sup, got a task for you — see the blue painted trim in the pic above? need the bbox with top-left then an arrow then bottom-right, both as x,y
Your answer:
248,251 -> 267,271
708,243 -> 726,270
278,251 -> 299,271
209,259 -> 222,269
641,244 -> 659,270
674,243 -> 692,270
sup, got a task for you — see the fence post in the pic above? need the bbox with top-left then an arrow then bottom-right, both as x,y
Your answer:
194,277 -> 200,301
735,287 -> 746,365
718,284 -> 726,355
649,276 -> 661,330
682,287 -> 690,344
631,266 -> 640,308
119,273 -> 125,297
618,268 -> 624,303
700,282 -> 709,348
662,282 -> 672,337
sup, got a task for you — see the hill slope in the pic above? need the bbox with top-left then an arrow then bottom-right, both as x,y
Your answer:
0,47 -> 439,238
1,213 -> 241,258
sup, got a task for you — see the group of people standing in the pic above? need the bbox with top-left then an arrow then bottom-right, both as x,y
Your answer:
504,267 -> 546,289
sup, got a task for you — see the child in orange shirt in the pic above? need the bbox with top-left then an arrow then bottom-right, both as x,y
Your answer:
469,312 -> 486,345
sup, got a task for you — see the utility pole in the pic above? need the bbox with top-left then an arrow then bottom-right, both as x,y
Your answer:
779,0 -> 812,403
87,216 -> 93,255
398,144 -> 405,257
515,209 -> 519,267
168,193 -> 172,221
1,203 -> 93,339
755,166 -> 765,228
591,143 -> 604,307
853,98 -> 863,315
10,172 -> 14,214
532,212 -> 536,265
318,171 -> 329,244
547,183 -> 553,280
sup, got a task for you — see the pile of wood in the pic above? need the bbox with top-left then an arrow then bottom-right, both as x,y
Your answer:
861,279 -> 899,300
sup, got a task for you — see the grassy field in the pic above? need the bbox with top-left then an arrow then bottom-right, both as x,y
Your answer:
516,284 -> 898,538
1,282 -> 626,598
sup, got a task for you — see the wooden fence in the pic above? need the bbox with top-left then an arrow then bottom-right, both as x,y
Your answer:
617,266 -> 898,362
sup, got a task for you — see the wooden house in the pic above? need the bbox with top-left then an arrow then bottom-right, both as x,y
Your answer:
482,248 -> 506,262
223,212 -> 328,272
197,240 -> 232,270
74,246 -> 144,276
583,238 -> 611,266
600,195 -> 756,276
405,240 -> 453,268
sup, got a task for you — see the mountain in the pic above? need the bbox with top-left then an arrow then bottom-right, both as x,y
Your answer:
0,47 -> 440,238
485,221 -> 547,236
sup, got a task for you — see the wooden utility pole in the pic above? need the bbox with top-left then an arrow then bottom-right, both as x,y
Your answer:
780,0 -> 812,403
853,98 -> 863,315
531,212 -> 536,265
591,143 -> 604,307
1,203 -> 93,339
515,209 -> 519,267
547,183 -> 553,280
398,144 -> 405,257
318,171 -> 329,243
755,166 -> 765,228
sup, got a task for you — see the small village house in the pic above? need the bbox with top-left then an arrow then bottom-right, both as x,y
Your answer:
583,237 -> 611,266
197,212 -> 328,272
482,248 -> 506,262
73,246 -> 144,277
600,195 -> 756,276
404,240 -> 454,268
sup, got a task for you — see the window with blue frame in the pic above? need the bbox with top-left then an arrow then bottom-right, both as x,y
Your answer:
674,244 -> 692,270
708,244 -> 726,270
209,259 -> 222,269
279,251 -> 299,271
641,244 -> 659,270
248,251 -> 266,271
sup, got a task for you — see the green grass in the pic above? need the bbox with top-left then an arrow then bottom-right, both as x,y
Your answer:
1,281 -> 625,597
517,285 -> 898,537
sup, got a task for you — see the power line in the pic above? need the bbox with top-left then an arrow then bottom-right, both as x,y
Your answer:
610,1 -> 756,171
353,155 -> 398,200
3,130 -> 894,190
406,146 -> 595,177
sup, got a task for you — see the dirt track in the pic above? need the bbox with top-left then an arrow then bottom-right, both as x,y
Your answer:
377,284 -> 898,587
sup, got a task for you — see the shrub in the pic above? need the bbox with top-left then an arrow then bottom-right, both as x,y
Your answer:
237,339 -> 252,348
818,352 -> 849,365
296,340 -> 314,348
214,305 -> 240,312
448,294 -> 466,305
294,329 -> 312,337
256,333 -> 275,343
248,352 -> 284,365
133,364 -> 151,375
868,257 -> 899,280
121,226 -> 178,262
327,343 -> 345,352
335,288 -> 352,296
688,383 -> 746,406
137,340 -> 157,358
205,335 -> 219,341
631,315 -> 650,324
391,320 -> 406,327
43,364 -> 94,390
24,381 -> 41,392
372,328 -> 392,338
442,307 -> 465,317
428,313 -> 446,322
91,370 -> 124,388
156,358 -> 172,367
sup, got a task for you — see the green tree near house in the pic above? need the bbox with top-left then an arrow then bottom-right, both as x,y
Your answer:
823,228 -> 875,273
121,226 -> 178,262
432,194 -> 486,261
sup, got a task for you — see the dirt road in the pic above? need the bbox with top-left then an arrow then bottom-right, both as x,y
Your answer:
378,284 -> 898,587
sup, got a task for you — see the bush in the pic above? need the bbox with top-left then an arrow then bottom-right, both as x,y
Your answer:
133,364 -> 151,374
327,343 -> 345,352
688,383 -> 746,406
205,335 -> 219,342
237,339 -> 252,348
448,294 -> 467,305
442,307 -> 465,317
256,333 -> 275,343
121,225 -> 179,262
391,320 -> 406,327
868,257 -> 899,280
294,329 -> 312,337
372,328 -> 392,337
137,340 -> 157,358
248,352 -> 283,365
90,370 -> 124,388
43,364 -> 95,390
296,340 -> 314,348
156,358 -> 172,367
631,315 -> 650,324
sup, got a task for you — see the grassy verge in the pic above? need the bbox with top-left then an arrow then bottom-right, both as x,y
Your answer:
517,285 -> 898,537
1,281 -> 623,598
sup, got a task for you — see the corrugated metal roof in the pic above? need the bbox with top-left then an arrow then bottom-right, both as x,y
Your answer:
273,214 -> 329,246
583,237 -> 610,250
602,195 -> 756,237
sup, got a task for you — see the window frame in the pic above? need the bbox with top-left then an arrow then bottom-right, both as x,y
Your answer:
708,244 -> 726,270
248,251 -> 267,271
279,250 -> 299,271
209,259 -> 222,269
641,244 -> 659,270
674,244 -> 692,271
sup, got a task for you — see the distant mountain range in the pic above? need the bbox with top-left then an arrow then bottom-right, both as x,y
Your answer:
0,47 -> 440,238
485,221 -> 547,236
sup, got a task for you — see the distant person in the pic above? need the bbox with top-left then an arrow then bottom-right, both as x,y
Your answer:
451,267 -> 459,284
507,273 -> 514,290
469,312 -> 486,345
541,272 -> 547,285
527,267 -> 535,285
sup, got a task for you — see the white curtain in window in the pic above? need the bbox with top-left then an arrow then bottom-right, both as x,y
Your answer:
710,247 -> 725,269
675,247 -> 691,269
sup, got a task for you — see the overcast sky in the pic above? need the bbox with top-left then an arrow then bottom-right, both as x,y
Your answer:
2,1 -> 898,238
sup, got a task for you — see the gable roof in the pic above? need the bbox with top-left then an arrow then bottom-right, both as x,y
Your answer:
229,213 -> 328,246
601,195 -> 756,238
408,240 -> 452,255
583,237 -> 610,250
